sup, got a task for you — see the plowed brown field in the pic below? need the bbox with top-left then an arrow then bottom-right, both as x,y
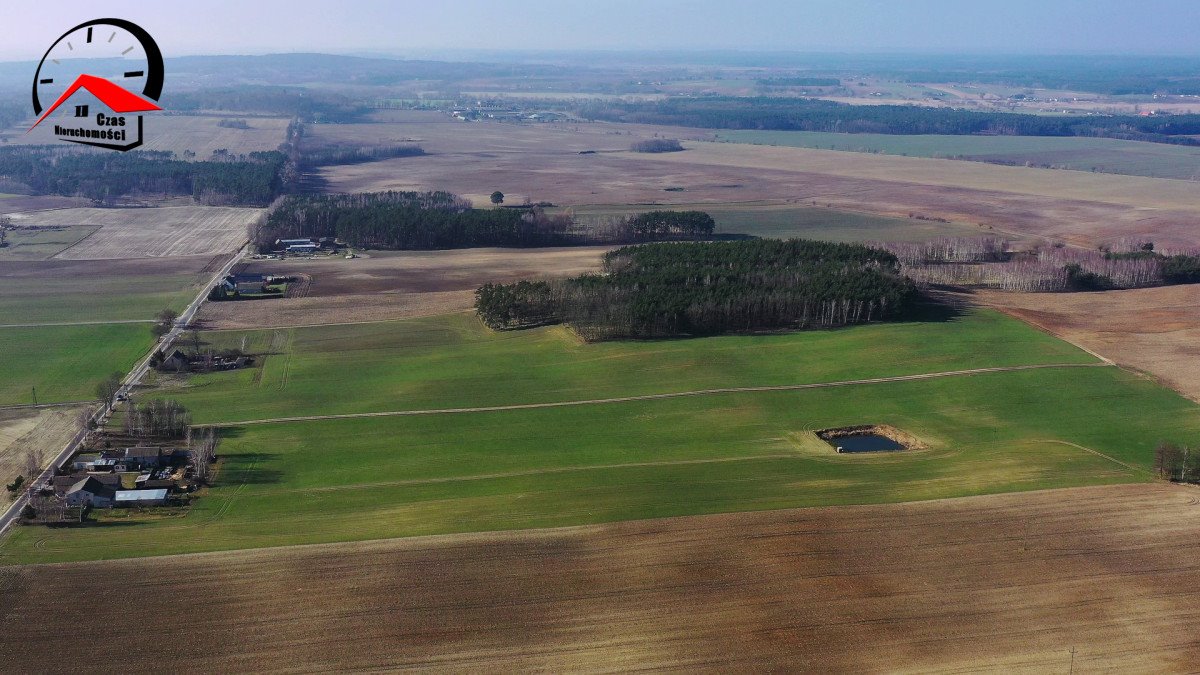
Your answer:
198,246 -> 608,329
316,112 -> 1200,249
979,286 -> 1200,402
3,483 -> 1197,673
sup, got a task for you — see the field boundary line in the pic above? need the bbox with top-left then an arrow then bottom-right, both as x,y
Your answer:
194,362 -> 1112,428
1031,439 -> 1151,476
47,221 -> 102,259
988,306 -> 1114,365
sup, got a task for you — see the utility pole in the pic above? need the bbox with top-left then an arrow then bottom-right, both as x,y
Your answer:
1069,646 -> 1076,675
31,386 -> 37,407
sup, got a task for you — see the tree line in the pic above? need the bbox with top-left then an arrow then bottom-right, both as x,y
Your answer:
880,237 -> 1200,292
476,239 -> 919,340
253,192 -> 718,251
0,146 -> 288,206
1154,442 -> 1200,484
574,97 -> 1200,144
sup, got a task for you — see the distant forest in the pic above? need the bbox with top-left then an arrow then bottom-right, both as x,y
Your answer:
476,239 -> 919,340
253,192 -> 715,251
0,147 -> 287,206
575,97 -> 1200,144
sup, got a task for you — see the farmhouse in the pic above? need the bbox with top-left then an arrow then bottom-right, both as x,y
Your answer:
222,273 -> 268,294
63,477 -> 116,508
160,349 -> 191,372
52,473 -> 120,498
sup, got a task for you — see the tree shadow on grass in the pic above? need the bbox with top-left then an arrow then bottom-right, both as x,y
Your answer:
215,452 -> 284,487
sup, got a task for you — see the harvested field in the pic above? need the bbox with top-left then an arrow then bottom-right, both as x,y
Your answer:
717,130 -> 1200,181
0,407 -> 82,507
316,112 -> 1200,248
1,484 -> 1197,672
560,201 -> 982,242
6,206 -> 257,259
3,114 -> 291,159
197,246 -> 608,329
978,285 -> 1200,402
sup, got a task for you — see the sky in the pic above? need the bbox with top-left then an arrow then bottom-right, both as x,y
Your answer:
0,0 -> 1198,61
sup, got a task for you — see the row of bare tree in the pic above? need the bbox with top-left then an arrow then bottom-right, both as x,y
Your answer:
122,399 -> 192,439
872,236 -> 1009,266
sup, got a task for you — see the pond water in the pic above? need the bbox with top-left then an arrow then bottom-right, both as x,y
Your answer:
828,433 -> 905,453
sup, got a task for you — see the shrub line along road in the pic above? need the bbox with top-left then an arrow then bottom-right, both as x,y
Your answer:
192,361 -> 1114,428
0,245 -> 250,538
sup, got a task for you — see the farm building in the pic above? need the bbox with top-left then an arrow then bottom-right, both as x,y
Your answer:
52,473 -> 120,498
114,489 -> 169,507
70,453 -> 100,471
222,273 -> 268,294
100,447 -> 188,472
64,477 -> 116,508
286,243 -> 318,254
160,349 -> 191,372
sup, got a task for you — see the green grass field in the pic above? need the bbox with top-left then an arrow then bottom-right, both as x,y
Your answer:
6,364 -> 1199,564
0,225 -> 99,261
555,202 -> 981,242
0,272 -> 200,324
161,309 -> 1096,424
716,131 -> 1200,181
0,324 -> 152,404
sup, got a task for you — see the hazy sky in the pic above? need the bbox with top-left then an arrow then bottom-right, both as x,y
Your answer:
1,0 -> 1199,60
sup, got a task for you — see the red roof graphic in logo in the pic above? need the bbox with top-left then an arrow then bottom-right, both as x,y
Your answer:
28,73 -> 161,132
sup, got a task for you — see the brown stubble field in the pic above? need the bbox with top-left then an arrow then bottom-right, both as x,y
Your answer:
2,114 -> 291,159
0,407 -> 83,508
316,112 -> 1200,249
979,285 -> 1200,403
1,483 -> 1197,673
7,206 -> 258,259
197,246 -> 609,329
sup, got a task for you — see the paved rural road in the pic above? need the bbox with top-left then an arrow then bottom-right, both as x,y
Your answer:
0,245 -> 249,537
194,361 -> 1114,428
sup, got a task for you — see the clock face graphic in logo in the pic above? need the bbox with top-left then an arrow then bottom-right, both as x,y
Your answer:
29,18 -> 165,151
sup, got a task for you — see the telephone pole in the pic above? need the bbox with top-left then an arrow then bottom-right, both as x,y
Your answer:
31,386 -> 37,407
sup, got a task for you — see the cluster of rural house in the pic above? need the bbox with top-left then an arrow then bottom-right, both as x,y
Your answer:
221,272 -> 285,295
50,446 -> 191,508
156,348 -> 252,373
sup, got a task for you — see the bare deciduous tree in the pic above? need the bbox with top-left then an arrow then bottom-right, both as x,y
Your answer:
24,448 -> 42,480
189,429 -> 218,485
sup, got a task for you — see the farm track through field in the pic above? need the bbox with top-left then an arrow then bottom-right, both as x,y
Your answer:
246,454 -> 803,496
194,362 -> 1112,428
1032,439 -> 1151,475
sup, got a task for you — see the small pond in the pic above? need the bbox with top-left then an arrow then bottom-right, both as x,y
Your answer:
827,433 -> 905,453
